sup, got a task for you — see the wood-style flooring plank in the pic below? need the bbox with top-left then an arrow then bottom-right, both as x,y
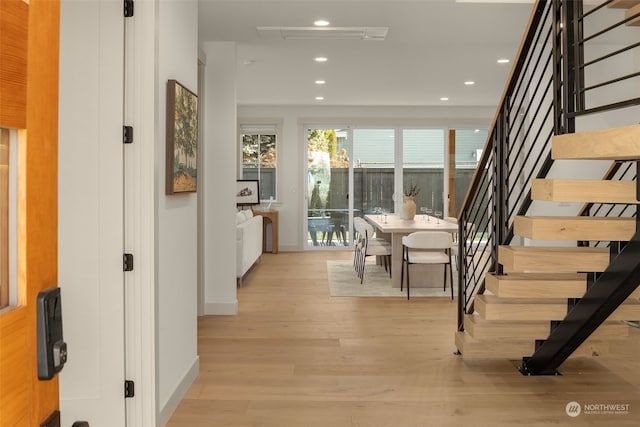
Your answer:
167,251 -> 640,427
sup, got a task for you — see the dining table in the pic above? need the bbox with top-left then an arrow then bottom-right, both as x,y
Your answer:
365,213 -> 459,289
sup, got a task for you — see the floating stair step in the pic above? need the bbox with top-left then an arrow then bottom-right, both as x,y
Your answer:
464,314 -> 552,339
531,179 -> 639,204
455,331 -> 610,359
464,314 -> 629,340
455,331 -> 533,359
485,272 -> 587,298
552,124 -> 640,160
608,327 -> 640,358
498,246 -> 610,273
475,294 -> 567,321
608,0 -> 640,8
611,301 -> 640,320
514,216 -> 636,241
626,4 -> 640,26
476,294 -> 640,321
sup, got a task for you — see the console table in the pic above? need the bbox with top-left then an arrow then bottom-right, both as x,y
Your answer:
254,209 -> 278,254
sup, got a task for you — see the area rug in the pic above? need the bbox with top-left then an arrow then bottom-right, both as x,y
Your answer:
326,260 -> 457,298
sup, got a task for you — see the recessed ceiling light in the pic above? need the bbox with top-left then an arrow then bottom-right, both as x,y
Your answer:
314,20 -> 330,27
315,80 -> 326,85
497,58 -> 510,64
464,81 -> 475,85
474,129 -> 480,132
315,57 -> 328,62
315,96 -> 325,101
440,97 -> 449,101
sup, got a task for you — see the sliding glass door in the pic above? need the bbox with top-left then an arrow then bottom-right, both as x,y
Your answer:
306,128 -> 350,247
353,128 -> 395,218
304,125 -> 457,249
402,129 -> 446,219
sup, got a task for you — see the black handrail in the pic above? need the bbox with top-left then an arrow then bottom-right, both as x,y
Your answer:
457,0 -> 555,329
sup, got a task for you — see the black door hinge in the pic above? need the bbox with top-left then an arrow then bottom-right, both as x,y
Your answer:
123,126 -> 133,144
125,380 -> 135,398
123,253 -> 134,272
124,0 -> 134,17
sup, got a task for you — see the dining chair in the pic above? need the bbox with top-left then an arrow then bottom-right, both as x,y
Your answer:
353,218 -> 391,284
401,231 -> 453,300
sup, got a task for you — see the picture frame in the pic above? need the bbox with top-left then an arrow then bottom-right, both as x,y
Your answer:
166,79 -> 198,194
236,180 -> 260,206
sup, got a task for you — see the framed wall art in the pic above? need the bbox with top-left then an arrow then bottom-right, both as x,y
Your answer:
236,180 -> 260,206
166,79 -> 198,194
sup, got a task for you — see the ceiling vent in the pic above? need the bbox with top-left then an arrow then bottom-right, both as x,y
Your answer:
256,26 -> 388,41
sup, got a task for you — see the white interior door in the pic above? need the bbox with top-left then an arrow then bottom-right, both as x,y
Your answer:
58,1 -> 126,425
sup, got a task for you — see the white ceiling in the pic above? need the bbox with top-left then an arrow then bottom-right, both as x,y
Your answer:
198,0 -> 536,107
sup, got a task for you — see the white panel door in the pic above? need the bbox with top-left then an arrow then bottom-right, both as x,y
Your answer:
58,1 -> 125,426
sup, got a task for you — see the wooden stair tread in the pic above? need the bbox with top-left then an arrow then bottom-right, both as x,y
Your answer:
485,272 -> 587,298
464,314 -> 629,339
552,124 -> 640,160
514,215 -> 636,241
608,0 -> 640,8
498,245 -> 610,273
531,179 -> 638,203
455,331 -> 620,359
626,4 -> 640,26
476,294 -> 640,321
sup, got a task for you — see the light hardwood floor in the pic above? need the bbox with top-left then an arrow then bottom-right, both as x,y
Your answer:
167,251 -> 640,427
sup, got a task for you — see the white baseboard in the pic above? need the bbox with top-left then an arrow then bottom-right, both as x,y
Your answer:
204,300 -> 238,315
157,356 -> 199,427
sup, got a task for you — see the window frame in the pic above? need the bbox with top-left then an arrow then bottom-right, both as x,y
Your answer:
238,120 -> 281,202
0,128 -> 18,311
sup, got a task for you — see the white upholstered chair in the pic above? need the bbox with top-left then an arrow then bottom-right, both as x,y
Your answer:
401,231 -> 453,300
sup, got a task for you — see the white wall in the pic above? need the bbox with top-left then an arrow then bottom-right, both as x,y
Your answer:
238,105 -> 495,250
156,0 -> 199,424
201,42 -> 239,315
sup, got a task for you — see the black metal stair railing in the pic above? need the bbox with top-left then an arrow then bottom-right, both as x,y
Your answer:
457,0 -> 640,372
579,161 -> 637,248
568,0 -> 640,117
517,0 -> 640,374
457,0 -> 558,331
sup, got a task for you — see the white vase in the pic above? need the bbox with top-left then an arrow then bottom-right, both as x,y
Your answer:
400,196 -> 416,220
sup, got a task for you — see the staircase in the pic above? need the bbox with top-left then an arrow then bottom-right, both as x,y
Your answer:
455,124 -> 640,362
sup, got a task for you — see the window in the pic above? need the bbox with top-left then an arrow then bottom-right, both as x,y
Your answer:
353,128 -> 395,215
402,128 -> 446,214
453,128 -> 488,216
0,128 -> 16,310
241,125 -> 277,201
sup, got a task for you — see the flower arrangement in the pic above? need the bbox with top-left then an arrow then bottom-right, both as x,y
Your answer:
404,181 -> 420,198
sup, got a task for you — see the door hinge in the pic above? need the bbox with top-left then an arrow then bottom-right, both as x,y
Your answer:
123,253 -> 134,272
124,0 -> 134,17
123,125 -> 133,144
125,380 -> 135,398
